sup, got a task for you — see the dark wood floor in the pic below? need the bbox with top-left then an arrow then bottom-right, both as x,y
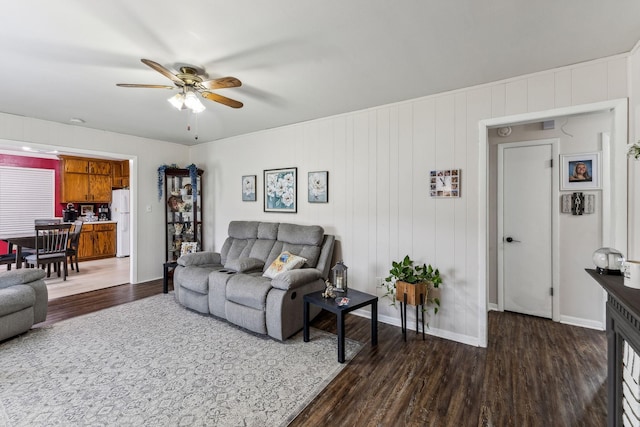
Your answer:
39,282 -> 608,426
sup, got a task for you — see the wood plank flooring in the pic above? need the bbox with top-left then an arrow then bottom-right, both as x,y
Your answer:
38,282 -> 608,426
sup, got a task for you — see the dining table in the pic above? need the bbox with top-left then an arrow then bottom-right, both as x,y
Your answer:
0,234 -> 38,269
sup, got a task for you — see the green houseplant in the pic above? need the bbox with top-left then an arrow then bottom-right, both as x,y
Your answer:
628,141 -> 640,160
381,255 -> 443,314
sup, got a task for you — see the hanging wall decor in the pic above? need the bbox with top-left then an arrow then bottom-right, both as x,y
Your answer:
430,169 -> 461,198
308,171 -> 328,203
560,152 -> 601,190
242,175 -> 256,201
264,167 -> 297,213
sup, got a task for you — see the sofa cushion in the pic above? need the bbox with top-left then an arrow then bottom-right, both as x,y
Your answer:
263,251 -> 307,279
277,223 -> 324,246
224,257 -> 264,273
226,275 -> 273,310
0,285 -> 35,317
257,222 -> 279,240
228,221 -> 260,239
175,266 -> 211,294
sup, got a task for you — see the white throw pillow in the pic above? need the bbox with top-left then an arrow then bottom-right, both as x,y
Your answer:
263,251 -> 307,279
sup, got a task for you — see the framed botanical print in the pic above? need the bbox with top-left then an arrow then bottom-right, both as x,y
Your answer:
264,167 -> 297,213
242,175 -> 256,201
308,171 -> 328,203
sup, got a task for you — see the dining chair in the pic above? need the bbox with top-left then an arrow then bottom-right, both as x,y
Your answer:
66,220 -> 83,273
0,251 -> 15,271
24,223 -> 72,281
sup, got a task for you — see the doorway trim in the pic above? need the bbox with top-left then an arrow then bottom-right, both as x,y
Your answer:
477,98 -> 628,348
497,139 -> 560,320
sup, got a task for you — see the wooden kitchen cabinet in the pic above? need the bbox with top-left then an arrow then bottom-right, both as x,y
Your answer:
60,155 -> 113,202
112,160 -> 130,189
78,222 -> 116,260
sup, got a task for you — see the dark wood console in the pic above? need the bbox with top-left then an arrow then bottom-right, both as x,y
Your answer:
587,268 -> 640,426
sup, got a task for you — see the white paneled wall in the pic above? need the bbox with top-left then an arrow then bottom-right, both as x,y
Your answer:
192,53 -> 629,346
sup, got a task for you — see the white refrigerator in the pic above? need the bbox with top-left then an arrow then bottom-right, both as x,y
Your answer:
111,189 -> 130,257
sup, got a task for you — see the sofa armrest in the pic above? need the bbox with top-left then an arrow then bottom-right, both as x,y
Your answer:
270,268 -> 322,290
0,269 -> 47,289
224,257 -> 265,273
177,251 -> 221,267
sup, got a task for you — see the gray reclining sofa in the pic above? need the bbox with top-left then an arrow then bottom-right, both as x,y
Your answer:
173,221 -> 335,340
0,268 -> 48,342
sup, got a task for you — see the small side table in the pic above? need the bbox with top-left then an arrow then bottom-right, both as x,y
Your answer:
304,289 -> 378,363
163,261 -> 178,293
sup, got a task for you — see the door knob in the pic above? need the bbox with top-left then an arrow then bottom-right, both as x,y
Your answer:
505,237 -> 521,243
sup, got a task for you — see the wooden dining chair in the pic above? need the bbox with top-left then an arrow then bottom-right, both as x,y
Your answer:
66,220 -> 83,273
0,251 -> 15,271
24,223 -> 72,281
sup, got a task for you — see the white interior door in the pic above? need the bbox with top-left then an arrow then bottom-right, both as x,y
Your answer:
498,141 -> 554,318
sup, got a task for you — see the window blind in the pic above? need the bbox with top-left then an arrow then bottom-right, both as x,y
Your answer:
0,166 -> 55,235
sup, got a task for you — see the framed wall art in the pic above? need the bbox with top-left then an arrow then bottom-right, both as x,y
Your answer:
264,167 -> 297,213
429,169 -> 460,198
80,204 -> 94,215
560,152 -> 601,190
308,171 -> 328,203
242,175 -> 256,201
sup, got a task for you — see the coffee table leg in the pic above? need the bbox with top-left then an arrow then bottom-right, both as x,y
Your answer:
337,311 -> 345,363
303,300 -> 310,342
371,300 -> 378,346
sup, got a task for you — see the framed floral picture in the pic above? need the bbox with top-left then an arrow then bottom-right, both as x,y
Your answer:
308,171 -> 328,203
242,175 -> 256,201
264,167 -> 297,213
560,152 -> 601,190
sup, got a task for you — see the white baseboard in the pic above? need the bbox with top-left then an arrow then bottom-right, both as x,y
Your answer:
349,308 -> 481,347
559,315 -> 604,331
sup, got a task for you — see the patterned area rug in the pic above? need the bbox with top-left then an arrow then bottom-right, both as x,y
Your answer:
0,294 -> 362,426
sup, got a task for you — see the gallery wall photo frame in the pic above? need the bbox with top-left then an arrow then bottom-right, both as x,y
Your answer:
429,169 -> 461,198
242,175 -> 256,201
560,152 -> 601,191
308,171 -> 329,203
264,167 -> 297,213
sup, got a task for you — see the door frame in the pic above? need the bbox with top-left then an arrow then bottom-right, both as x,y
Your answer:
477,98 -> 628,348
497,139 -> 560,321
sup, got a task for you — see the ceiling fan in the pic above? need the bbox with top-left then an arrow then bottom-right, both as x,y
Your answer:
117,59 -> 243,111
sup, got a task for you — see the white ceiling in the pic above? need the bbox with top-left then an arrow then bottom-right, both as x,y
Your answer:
1,0 -> 639,146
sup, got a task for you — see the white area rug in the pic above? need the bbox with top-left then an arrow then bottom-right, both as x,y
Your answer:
0,294 -> 361,426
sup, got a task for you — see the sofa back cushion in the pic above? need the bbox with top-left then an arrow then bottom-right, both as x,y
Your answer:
220,221 -> 327,272
263,223 -> 324,269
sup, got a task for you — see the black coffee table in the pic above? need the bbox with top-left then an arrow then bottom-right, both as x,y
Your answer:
303,289 -> 378,363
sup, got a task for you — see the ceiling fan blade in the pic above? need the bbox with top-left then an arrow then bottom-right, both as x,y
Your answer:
201,91 -> 243,109
140,59 -> 183,85
116,83 -> 174,89
200,77 -> 242,90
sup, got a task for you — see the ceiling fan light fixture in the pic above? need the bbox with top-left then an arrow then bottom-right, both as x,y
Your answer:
184,91 -> 206,113
168,93 -> 185,110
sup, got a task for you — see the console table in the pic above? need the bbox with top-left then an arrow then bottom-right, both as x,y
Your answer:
303,289 -> 378,363
587,268 -> 640,427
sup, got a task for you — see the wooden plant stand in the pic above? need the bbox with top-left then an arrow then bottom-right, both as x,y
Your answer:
396,281 -> 426,341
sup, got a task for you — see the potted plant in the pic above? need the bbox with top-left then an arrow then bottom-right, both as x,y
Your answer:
381,255 -> 443,313
628,141 -> 640,160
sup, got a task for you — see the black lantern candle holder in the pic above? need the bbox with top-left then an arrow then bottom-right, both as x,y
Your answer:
332,261 -> 348,293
